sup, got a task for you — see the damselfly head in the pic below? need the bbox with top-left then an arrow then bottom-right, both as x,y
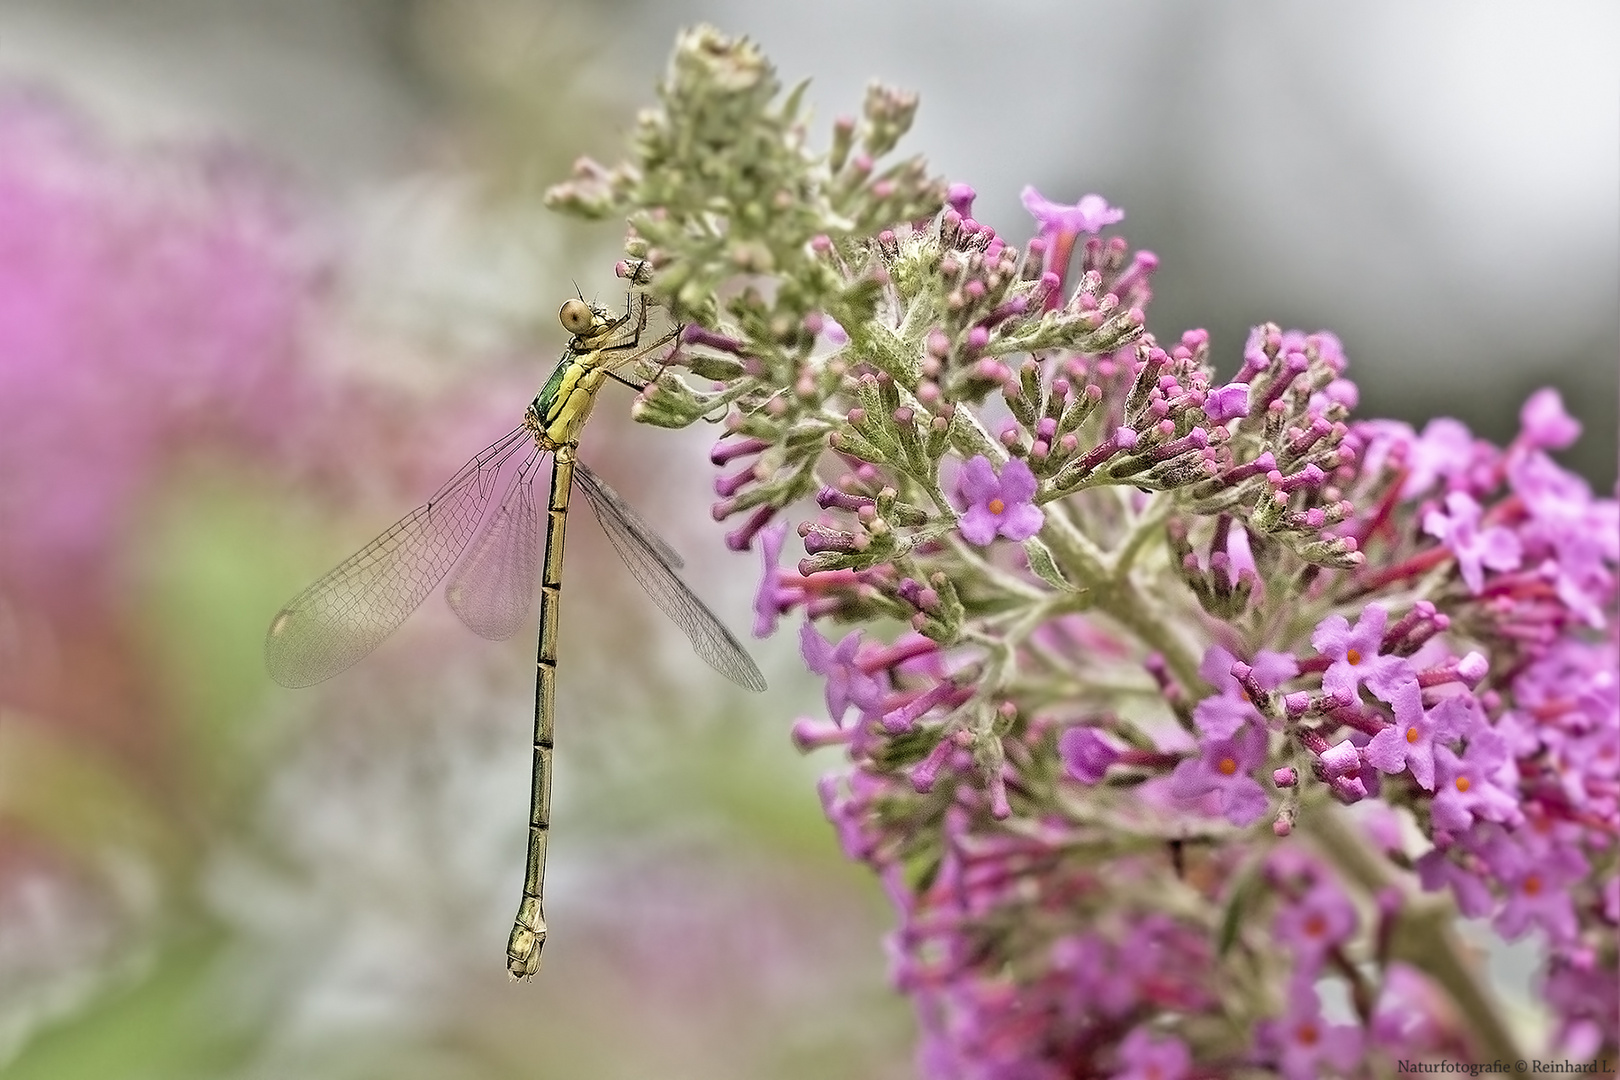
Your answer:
559,298 -> 597,337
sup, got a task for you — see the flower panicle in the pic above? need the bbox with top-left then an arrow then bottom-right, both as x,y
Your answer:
555,28 -> 1620,1077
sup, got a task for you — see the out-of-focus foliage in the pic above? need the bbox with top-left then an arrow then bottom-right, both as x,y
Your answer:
0,7 -> 913,1077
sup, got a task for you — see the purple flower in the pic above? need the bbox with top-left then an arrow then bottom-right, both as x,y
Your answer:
1422,491 -> 1521,594
1400,417 -> 1496,499
1319,739 -> 1361,777
1310,376 -> 1359,415
817,775 -> 873,861
1193,645 -> 1298,739
1544,960 -> 1620,1057
1370,964 -> 1454,1053
954,456 -> 1044,544
1111,1027 -> 1190,1080
1430,730 -> 1525,833
1058,727 -> 1121,783
1518,387 -> 1581,450
1553,720 -> 1619,815
1509,450 -> 1617,629
945,181 -> 976,217
1256,978 -> 1365,1080
1350,418 -> 1413,487
1311,604 -> 1416,705
1021,186 -> 1124,304
1364,686 -> 1478,791
1020,186 -> 1125,238
1416,844 -> 1496,918
1203,381 -> 1251,423
1482,827 -> 1589,946
751,518 -> 793,637
1168,723 -> 1269,825
799,621 -> 884,724
1050,932 -> 1136,1018
1274,880 -> 1357,974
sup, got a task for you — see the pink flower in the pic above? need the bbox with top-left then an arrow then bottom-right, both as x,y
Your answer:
751,518 -> 793,637
1111,1027 -> 1190,1080
1058,727 -> 1121,783
1020,186 -> 1125,305
1274,880 -> 1357,974
1370,965 -> 1456,1052
1509,450 -> 1617,629
1020,186 -> 1125,237
1311,604 -> 1416,705
1257,978 -> 1365,1080
954,456 -> 1044,544
1430,730 -> 1525,832
1518,387 -> 1581,451
1416,844 -> 1496,918
799,620 -> 884,724
1364,686 -> 1479,791
1482,828 -> 1589,946
1203,381 -> 1251,423
1193,645 -> 1298,739
1400,417 -> 1496,499
1168,723 -> 1269,825
1422,491 -> 1521,594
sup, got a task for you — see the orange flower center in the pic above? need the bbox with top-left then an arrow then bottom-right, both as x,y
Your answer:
1304,913 -> 1327,937
1295,1021 -> 1320,1046
1346,648 -> 1363,666
1406,726 -> 1421,744
1522,874 -> 1543,897
1218,756 -> 1239,776
1454,775 -> 1471,793
988,497 -> 1006,516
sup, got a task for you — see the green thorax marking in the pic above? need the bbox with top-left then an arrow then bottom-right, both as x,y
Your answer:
527,347 -> 609,450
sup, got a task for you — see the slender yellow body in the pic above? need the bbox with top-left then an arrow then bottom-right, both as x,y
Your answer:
506,292 -> 658,978
505,444 -> 573,977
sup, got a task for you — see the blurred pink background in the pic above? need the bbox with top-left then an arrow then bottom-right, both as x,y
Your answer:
0,3 -> 1613,1077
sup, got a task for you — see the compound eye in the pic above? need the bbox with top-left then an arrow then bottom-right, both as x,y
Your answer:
559,299 -> 594,336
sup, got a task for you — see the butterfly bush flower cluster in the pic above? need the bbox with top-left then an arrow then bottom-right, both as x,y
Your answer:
550,28 -> 1619,1078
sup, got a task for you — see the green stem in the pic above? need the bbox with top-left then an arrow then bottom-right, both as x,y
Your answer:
1037,495 -> 1204,695
1114,494 -> 1173,577
1300,804 -> 1524,1062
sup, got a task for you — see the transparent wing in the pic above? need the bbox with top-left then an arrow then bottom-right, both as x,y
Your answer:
569,459 -> 683,571
265,426 -> 531,688
574,462 -> 766,693
445,448 -> 545,641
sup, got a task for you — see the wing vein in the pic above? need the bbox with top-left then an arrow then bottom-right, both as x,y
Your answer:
574,462 -> 765,692
264,426 -> 531,687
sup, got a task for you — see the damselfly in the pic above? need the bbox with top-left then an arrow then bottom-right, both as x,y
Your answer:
265,271 -> 766,978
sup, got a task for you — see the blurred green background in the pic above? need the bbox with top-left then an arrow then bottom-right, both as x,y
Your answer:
0,3 -> 1613,1078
